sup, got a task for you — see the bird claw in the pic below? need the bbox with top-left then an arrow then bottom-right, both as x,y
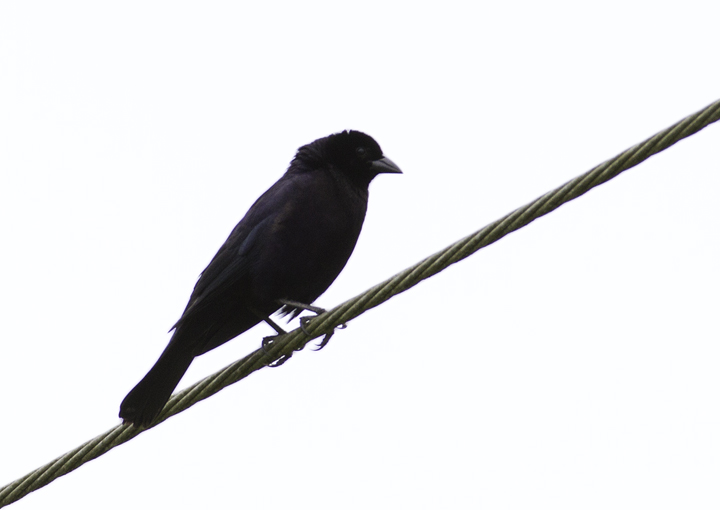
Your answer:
299,316 -> 347,351
299,316 -> 313,335
262,335 -> 292,367
261,335 -> 276,354
312,331 -> 334,351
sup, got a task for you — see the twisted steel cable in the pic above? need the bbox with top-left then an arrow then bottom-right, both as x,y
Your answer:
1,98 -> 719,508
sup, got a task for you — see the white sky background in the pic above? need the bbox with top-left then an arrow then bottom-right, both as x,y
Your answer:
1,1 -> 719,508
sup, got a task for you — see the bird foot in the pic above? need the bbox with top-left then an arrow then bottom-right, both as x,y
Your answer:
298,315 -> 347,351
262,335 -> 292,367
263,300 -> 348,363
277,299 -> 335,350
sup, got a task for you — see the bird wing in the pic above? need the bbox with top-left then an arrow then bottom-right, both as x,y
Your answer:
170,175 -> 301,330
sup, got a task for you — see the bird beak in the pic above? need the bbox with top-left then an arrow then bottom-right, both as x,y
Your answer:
371,156 -> 402,175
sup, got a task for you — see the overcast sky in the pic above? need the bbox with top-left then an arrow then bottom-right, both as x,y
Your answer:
1,1 -> 719,509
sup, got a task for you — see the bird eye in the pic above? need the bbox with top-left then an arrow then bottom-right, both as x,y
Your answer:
355,147 -> 368,160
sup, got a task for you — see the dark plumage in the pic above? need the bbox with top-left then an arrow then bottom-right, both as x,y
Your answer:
119,130 -> 401,426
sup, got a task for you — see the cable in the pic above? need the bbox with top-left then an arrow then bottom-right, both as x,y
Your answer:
1,97 -> 719,508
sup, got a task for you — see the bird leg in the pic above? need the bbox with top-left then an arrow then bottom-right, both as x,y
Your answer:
277,299 -> 346,351
260,316 -> 296,366
246,306 -> 293,367
257,298 -> 346,367
263,316 -> 287,335
277,299 -> 326,315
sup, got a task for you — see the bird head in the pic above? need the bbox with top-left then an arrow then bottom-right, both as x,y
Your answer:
296,130 -> 402,188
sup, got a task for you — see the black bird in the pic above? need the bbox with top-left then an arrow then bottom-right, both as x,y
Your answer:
120,130 -> 401,427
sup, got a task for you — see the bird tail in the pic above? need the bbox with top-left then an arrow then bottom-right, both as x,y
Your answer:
119,336 -> 195,427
